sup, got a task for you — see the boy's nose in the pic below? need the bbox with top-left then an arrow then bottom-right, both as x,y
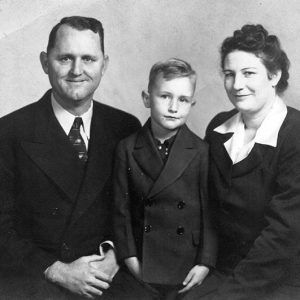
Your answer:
168,98 -> 178,113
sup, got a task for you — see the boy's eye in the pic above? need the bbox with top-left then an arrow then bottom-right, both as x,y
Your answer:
161,94 -> 171,99
178,97 -> 190,103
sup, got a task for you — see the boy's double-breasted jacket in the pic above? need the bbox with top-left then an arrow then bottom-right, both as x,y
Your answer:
206,107 -> 300,299
113,120 -> 216,285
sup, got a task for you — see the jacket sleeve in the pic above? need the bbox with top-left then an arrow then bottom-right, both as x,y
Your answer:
0,136 -> 58,276
211,121 -> 300,299
196,143 -> 218,268
113,140 -> 137,261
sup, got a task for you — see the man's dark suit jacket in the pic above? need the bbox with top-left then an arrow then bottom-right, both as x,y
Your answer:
0,90 -> 141,297
113,120 -> 217,285
205,107 -> 300,299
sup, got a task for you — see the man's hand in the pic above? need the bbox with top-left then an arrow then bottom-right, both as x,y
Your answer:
45,255 -> 112,299
89,248 -> 119,278
178,265 -> 209,294
124,256 -> 142,280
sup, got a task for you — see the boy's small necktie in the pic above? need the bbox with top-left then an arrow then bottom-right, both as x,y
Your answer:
68,117 -> 88,162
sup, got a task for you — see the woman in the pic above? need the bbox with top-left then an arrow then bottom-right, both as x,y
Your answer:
205,24 -> 300,299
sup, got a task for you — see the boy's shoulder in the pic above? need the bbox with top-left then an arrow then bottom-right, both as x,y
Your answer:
180,124 -> 208,150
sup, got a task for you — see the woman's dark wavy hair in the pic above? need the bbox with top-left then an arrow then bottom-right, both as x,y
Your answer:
220,24 -> 290,94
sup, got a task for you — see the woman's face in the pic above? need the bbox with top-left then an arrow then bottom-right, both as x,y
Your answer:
223,50 -> 280,115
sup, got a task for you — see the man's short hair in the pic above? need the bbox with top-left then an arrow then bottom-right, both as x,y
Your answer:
148,58 -> 197,92
47,16 -> 105,54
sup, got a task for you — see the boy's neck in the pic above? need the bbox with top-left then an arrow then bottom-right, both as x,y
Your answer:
151,122 -> 179,143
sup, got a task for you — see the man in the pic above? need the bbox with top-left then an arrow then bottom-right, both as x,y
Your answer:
0,16 -> 154,299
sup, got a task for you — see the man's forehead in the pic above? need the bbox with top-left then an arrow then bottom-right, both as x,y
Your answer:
51,25 -> 102,53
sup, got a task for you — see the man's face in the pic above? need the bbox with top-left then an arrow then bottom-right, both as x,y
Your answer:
41,25 -> 108,108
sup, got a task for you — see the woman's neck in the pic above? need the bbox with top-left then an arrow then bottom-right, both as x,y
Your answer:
242,95 -> 277,130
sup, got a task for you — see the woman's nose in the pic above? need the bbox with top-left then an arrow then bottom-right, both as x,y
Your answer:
233,74 -> 245,90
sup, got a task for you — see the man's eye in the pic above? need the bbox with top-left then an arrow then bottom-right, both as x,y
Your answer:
161,95 -> 170,99
83,57 -> 95,62
60,57 -> 71,62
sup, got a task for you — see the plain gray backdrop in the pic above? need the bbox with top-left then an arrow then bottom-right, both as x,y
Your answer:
0,0 -> 299,137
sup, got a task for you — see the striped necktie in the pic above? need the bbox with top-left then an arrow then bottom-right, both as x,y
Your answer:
68,117 -> 88,162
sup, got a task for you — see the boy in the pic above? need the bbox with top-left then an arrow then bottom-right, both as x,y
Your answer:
113,58 -> 216,299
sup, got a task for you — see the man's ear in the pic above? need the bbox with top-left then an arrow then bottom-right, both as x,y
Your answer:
142,90 -> 151,108
101,55 -> 109,76
40,51 -> 49,74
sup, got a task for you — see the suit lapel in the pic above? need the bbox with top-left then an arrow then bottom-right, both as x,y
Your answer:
209,131 -> 233,185
132,120 -> 164,181
148,125 -> 198,199
21,91 -> 84,202
210,130 -> 270,182
232,143 -> 269,177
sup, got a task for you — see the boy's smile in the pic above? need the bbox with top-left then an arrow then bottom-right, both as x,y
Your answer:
143,75 -> 195,140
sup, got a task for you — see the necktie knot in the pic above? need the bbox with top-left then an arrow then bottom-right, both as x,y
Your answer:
73,117 -> 83,130
68,117 -> 88,162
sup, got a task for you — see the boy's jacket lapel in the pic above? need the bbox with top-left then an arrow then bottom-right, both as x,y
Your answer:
133,120 -> 164,181
148,125 -> 198,198
133,121 -> 198,199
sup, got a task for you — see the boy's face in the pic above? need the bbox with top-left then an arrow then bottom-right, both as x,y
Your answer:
143,75 -> 195,137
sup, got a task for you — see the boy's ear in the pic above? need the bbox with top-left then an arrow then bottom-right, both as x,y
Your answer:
40,51 -> 49,74
142,90 -> 151,108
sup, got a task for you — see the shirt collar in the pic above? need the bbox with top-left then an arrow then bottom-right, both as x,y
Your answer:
51,93 -> 93,138
214,96 -> 287,147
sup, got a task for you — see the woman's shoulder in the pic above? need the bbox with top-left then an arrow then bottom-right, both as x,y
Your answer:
277,106 -> 300,150
205,109 -> 238,135
286,106 -> 300,125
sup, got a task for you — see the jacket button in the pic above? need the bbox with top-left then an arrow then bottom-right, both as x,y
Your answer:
144,225 -> 152,233
177,201 -> 186,209
145,199 -> 153,207
51,207 -> 59,215
176,226 -> 185,235
62,242 -> 70,251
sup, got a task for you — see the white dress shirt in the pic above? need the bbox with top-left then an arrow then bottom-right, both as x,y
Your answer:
214,96 -> 287,164
51,94 -> 93,150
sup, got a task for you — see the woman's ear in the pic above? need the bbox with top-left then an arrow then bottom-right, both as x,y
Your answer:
142,90 -> 151,108
269,70 -> 282,87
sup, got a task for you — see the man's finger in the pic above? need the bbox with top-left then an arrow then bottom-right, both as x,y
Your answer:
90,276 -> 111,289
85,285 -> 104,298
84,254 -> 105,263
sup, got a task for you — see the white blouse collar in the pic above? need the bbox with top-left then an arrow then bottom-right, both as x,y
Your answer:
214,96 -> 287,147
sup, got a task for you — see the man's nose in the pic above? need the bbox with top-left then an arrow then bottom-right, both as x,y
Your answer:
70,59 -> 83,76
168,98 -> 178,113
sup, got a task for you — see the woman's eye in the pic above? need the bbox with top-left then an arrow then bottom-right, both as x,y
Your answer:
244,71 -> 255,77
224,72 -> 234,78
